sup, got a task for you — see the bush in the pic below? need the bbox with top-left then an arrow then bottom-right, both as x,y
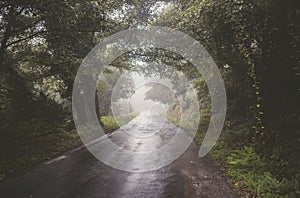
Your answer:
217,146 -> 300,197
100,113 -> 138,133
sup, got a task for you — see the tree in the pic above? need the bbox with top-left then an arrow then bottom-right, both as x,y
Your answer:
144,82 -> 174,104
97,68 -> 135,116
156,0 -> 300,179
0,0 -> 135,123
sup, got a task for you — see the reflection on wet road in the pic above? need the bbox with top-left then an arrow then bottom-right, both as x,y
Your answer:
88,113 -> 193,172
0,113 -> 235,198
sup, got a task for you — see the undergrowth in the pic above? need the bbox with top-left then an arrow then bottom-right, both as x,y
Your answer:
100,113 -> 139,133
212,139 -> 300,197
168,111 -> 299,197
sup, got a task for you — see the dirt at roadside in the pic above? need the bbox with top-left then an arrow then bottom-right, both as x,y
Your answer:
173,141 -> 237,198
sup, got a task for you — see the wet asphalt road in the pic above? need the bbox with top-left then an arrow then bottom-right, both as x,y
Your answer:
0,114 -> 235,198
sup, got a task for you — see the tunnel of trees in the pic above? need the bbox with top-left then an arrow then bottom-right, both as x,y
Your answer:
0,0 -> 299,197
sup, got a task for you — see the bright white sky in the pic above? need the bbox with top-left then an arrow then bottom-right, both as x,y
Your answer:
107,1 -> 174,22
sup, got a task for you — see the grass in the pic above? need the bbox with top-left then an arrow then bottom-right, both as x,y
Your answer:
0,128 -> 81,180
211,143 -> 300,198
101,113 -> 139,133
167,115 -> 198,132
167,113 -> 300,197
0,113 -> 138,180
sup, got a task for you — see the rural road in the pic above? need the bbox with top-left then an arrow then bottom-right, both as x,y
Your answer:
0,113 -> 236,198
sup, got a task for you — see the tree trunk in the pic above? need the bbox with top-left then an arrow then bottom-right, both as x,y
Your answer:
0,5 -> 15,69
95,90 -> 104,127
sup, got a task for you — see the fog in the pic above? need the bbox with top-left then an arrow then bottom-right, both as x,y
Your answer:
130,72 -> 166,114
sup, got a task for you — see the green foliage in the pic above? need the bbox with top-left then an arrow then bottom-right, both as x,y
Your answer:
0,123 -> 80,179
226,147 -> 300,197
157,1 -> 300,196
100,113 -> 138,133
0,1 -> 138,179
212,145 -> 300,198
144,82 -> 175,104
0,0 -> 135,123
100,116 -> 119,133
97,68 -> 135,116
0,1 -> 299,196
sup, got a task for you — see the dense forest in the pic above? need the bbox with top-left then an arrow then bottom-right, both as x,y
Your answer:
0,0 -> 299,197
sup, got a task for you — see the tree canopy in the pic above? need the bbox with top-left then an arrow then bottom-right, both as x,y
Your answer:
0,1 -> 299,196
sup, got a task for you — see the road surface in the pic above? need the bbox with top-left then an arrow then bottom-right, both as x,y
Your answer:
0,113 -> 236,198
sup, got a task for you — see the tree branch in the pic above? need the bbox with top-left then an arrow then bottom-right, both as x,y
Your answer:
5,30 -> 47,47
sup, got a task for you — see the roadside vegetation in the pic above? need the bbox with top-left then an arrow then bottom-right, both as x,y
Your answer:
168,110 -> 299,197
0,1 -> 299,197
160,1 -> 299,197
0,113 -> 137,180
101,113 -> 139,133
0,121 -> 80,179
